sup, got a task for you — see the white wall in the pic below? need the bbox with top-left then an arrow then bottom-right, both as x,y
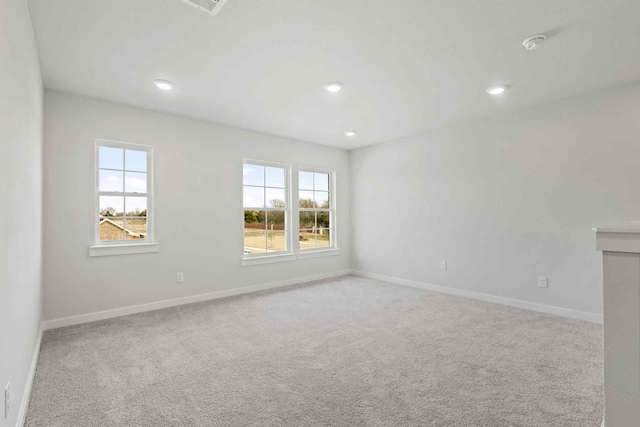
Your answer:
351,83 -> 640,319
0,0 -> 43,425
43,91 -> 351,322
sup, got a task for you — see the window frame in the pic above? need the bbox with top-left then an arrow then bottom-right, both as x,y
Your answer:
89,139 -> 157,257
242,159 -> 293,263
296,166 -> 337,254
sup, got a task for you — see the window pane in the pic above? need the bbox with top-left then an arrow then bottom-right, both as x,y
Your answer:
266,188 -> 285,208
317,211 -> 330,229
299,210 -> 331,250
265,166 -> 285,188
243,164 -> 264,186
266,210 -> 285,229
244,225 -> 267,254
125,172 -> 147,193
124,217 -> 147,240
267,231 -> 286,252
299,229 -> 316,249
125,149 -> 147,172
244,210 -> 265,227
299,211 -> 315,229
99,196 -> 124,216
299,228 -> 332,249
315,191 -> 329,208
99,217 -> 125,241
316,229 -> 331,247
314,173 -> 329,191
244,210 -> 267,253
299,171 -> 314,190
299,190 -> 314,208
99,146 -> 123,170
243,186 -> 265,208
125,196 -> 147,217
99,169 -> 123,192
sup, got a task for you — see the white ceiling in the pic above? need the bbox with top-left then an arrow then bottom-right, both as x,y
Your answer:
28,0 -> 640,149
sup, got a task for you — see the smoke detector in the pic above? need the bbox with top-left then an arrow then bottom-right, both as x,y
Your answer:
182,0 -> 228,16
522,34 -> 547,50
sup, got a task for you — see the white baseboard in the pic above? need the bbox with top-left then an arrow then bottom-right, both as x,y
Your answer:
43,270 -> 351,330
351,270 -> 603,324
16,323 -> 43,427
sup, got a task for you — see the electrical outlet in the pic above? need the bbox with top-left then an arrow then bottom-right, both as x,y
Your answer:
4,382 -> 10,420
441,261 -> 447,270
176,272 -> 184,283
538,276 -> 549,288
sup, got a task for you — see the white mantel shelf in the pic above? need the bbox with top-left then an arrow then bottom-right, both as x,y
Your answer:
594,223 -> 640,427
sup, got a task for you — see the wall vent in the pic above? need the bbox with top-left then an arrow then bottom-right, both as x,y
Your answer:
182,0 -> 228,16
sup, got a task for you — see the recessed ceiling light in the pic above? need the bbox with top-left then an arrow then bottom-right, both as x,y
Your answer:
522,34 -> 547,50
345,130 -> 357,137
325,82 -> 343,93
486,86 -> 507,95
153,79 -> 174,91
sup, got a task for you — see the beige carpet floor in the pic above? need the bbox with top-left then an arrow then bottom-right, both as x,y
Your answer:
25,275 -> 603,426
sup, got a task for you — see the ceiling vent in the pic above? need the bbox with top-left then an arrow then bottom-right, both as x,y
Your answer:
182,0 -> 228,16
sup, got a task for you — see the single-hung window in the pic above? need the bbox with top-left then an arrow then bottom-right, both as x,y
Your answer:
243,161 -> 290,256
95,140 -> 153,246
298,170 -> 335,250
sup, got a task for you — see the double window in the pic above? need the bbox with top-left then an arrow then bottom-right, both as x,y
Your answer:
243,160 -> 336,262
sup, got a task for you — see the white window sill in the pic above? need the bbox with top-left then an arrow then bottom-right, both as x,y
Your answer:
241,253 -> 297,266
89,243 -> 159,257
241,248 -> 340,266
297,248 -> 340,260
